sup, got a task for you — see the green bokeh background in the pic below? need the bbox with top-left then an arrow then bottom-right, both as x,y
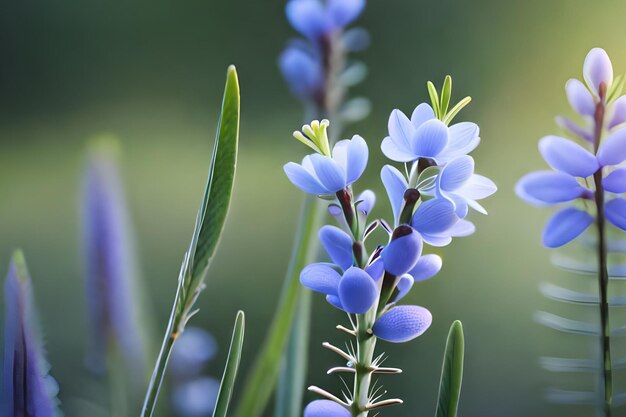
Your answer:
2,1 -> 626,416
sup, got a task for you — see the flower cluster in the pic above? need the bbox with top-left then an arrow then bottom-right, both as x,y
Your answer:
279,0 -> 369,119
283,78 -> 495,416
516,48 -> 626,247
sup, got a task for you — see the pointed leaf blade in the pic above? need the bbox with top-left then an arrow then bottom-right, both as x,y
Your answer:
435,320 -> 465,417
212,311 -> 246,417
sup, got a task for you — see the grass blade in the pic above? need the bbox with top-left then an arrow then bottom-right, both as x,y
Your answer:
435,320 -> 465,417
213,311 -> 246,417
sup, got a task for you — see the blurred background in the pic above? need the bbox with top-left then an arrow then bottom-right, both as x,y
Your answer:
2,0 -> 626,416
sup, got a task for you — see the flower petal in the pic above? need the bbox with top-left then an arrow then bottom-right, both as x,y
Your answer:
286,0 -> 330,39
279,46 -> 323,98
410,103 -> 436,127
583,47 -> 613,96
515,171 -> 587,206
338,267 -> 378,314
438,122 -> 480,161
304,400 -> 350,417
604,168 -> 626,193
597,127 -> 626,167
373,305 -> 432,343
449,219 -> 476,237
319,225 -> 354,270
381,136 -> 416,162
421,233 -> 452,247
555,116 -> 593,142
345,135 -> 368,184
456,174 -> 497,200
300,263 -> 341,295
412,119 -> 449,158
411,198 -> 458,235
328,0 -> 365,28
565,79 -> 595,116
538,135 -> 598,177
606,198 -> 626,231
408,254 -> 442,282
309,153 -> 346,193
388,109 -> 415,151
438,156 -> 475,192
365,256 -> 385,281
543,207 -> 593,248
380,165 -> 408,225
609,95 -> 626,129
326,294 -> 344,310
284,161 -> 327,195
381,226 -> 423,276
394,274 -> 414,302
356,189 -> 376,215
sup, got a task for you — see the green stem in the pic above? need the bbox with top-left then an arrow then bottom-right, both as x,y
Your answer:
352,308 -> 378,417
592,84 -> 612,417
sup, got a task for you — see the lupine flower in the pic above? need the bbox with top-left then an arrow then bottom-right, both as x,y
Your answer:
284,123 -> 368,195
372,305 -> 433,343
303,400 -> 350,417
171,378 -> 220,417
516,51 -> 626,249
381,104 -> 480,163
82,141 -> 146,378
286,0 -> 365,40
279,44 -> 324,100
2,251 -> 60,417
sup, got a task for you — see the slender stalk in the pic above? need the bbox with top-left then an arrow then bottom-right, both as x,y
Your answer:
352,309 -> 378,417
592,84 -> 612,417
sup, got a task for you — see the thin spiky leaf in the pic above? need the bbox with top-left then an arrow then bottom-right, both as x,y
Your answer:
212,311 -> 245,417
435,321 -> 464,417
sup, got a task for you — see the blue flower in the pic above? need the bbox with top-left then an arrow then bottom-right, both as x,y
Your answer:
284,135 -> 368,195
381,104 -> 480,163
279,44 -> 324,100
381,225 -> 422,276
171,377 -> 219,417
304,400 -> 350,417
372,305 -> 432,343
2,252 -> 59,417
82,142 -> 146,378
286,0 -> 365,40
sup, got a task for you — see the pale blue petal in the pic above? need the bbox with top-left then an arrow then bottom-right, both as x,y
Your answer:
279,46 -> 323,98
412,198 -> 458,235
381,136 -> 416,162
319,225 -> 354,270
356,189 -> 375,214
394,274 -> 414,302
606,198 -> 626,231
583,48 -> 613,96
372,305 -> 432,343
304,400 -> 350,417
388,109 -> 415,150
438,156 -> 475,192
597,127 -> 626,166
408,254 -> 442,282
603,168 -> 626,193
365,256 -> 385,281
338,267 -> 378,314
380,165 -> 408,225
437,122 -> 480,161
300,263 -> 341,295
283,161 -> 326,194
456,174 -> 497,200
412,119 -> 449,158
328,0 -> 365,28
286,0 -> 330,39
555,116 -> 593,142
421,233 -> 452,247
410,103 -> 436,127
449,219 -> 476,237
309,153 -> 347,193
565,79 -> 595,116
345,135 -> 368,184
515,171 -> 587,206
172,378 -> 219,417
609,95 -> 626,129
538,135 -> 598,177
381,227 -> 422,276
543,207 -> 593,248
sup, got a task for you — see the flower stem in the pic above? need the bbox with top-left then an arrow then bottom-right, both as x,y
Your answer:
593,84 -> 612,417
353,310 -> 378,417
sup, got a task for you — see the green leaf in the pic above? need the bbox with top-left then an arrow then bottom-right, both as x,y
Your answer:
440,75 -> 452,118
234,197 -> 324,417
212,311 -> 246,417
435,320 -> 465,417
442,96 -> 471,125
187,65 -> 240,295
607,73 -> 624,103
427,81 -> 441,119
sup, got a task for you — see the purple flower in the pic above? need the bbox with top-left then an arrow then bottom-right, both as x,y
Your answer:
171,377 -> 219,417
381,226 -> 422,276
279,44 -> 324,100
304,400 -> 350,417
2,252 -> 59,417
82,143 -> 145,377
286,0 -> 365,40
381,104 -> 480,163
372,305 -> 432,343
284,135 -> 368,195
